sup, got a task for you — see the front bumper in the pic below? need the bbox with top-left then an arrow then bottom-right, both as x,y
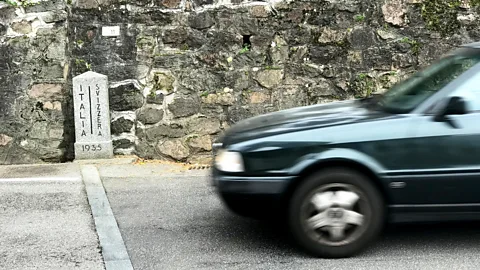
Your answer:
211,142 -> 293,195
213,173 -> 294,195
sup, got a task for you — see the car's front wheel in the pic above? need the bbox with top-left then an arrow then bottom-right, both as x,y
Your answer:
288,168 -> 385,258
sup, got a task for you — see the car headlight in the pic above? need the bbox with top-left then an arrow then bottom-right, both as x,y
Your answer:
214,150 -> 245,172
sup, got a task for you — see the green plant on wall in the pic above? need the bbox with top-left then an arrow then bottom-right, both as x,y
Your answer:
379,71 -> 398,89
421,0 -> 462,36
75,39 -> 84,48
354,14 -> 365,22
357,73 -> 376,98
181,43 -> 189,51
239,45 -> 250,54
148,91 -> 156,99
400,37 -> 421,55
136,36 -> 155,50
200,90 -> 209,98
75,58 -> 91,71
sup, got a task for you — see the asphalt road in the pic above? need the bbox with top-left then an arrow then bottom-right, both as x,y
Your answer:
101,165 -> 480,270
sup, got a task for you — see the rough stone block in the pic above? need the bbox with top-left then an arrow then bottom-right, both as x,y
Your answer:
24,0 -> 66,13
382,0 -> 407,26
28,84 -> 64,102
75,0 -> 102,9
0,5 -> 17,23
250,5 -> 270,18
134,140 -> 159,159
109,80 -> 144,111
249,92 -> 270,104
150,71 -> 175,93
201,93 -> 235,106
146,92 -> 165,105
157,138 -> 189,161
188,12 -> 215,30
34,62 -> 65,80
200,102 -> 224,115
363,47 -> 393,71
0,23 -> 6,36
393,53 -> 416,68
318,27 -> 347,45
29,122 -> 50,140
191,0 -> 214,6
186,28 -> 206,49
144,123 -> 187,140
0,134 -> 13,146
348,27 -> 378,50
168,95 -> 200,118
159,0 -> 182,9
309,45 -> 345,64
163,27 -> 188,45
137,105 -> 164,125
187,154 -> 213,165
11,20 -> 33,34
113,138 -> 134,149
111,117 -> 134,135
254,69 -> 284,89
49,128 -> 64,139
49,101 -> 63,111
40,10 -> 68,23
187,117 -> 221,135
178,69 -> 223,93
187,135 -> 212,151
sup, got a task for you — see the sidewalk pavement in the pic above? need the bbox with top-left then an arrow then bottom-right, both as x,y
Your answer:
0,162 -> 104,270
0,156 -> 164,270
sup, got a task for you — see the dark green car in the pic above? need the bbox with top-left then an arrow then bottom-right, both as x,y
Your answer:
211,42 -> 480,258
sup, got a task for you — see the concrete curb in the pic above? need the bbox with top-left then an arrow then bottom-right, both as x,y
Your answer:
81,165 -> 134,270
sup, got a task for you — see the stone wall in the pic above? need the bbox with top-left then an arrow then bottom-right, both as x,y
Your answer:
0,0 -> 69,164
2,0 -> 480,164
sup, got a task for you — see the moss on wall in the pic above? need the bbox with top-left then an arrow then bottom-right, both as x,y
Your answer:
420,0 -> 461,36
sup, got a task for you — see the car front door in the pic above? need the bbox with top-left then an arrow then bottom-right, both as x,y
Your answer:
401,68 -> 480,206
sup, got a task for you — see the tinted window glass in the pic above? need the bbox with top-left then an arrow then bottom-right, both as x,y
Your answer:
451,71 -> 480,112
376,52 -> 480,114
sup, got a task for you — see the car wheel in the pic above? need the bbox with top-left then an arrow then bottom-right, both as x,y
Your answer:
288,168 -> 385,258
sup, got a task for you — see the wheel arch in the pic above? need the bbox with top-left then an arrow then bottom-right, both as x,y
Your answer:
283,159 -> 392,206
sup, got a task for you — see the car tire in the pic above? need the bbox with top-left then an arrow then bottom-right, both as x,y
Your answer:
288,168 -> 385,258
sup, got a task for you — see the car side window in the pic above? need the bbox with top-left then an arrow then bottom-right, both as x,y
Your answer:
449,64 -> 480,113
463,90 -> 480,112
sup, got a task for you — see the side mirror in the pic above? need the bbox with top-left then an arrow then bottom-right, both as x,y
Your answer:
443,96 -> 467,115
434,96 -> 467,127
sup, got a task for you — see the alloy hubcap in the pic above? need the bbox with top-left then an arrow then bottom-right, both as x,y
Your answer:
301,184 -> 369,245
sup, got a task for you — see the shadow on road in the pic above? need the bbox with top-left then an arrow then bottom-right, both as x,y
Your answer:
212,208 -> 480,258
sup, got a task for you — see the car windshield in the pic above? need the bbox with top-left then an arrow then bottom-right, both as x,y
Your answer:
371,49 -> 480,114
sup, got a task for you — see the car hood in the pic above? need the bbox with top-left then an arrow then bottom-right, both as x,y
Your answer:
220,100 -> 394,145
